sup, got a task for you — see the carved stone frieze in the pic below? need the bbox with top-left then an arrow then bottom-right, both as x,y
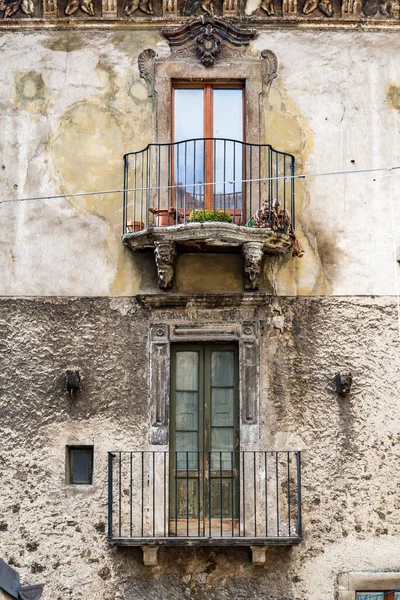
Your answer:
303,0 -> 333,15
243,241 -> 264,291
260,0 -> 274,14
222,0 -> 237,15
138,48 -> 156,96
162,0 -> 177,15
154,241 -> 177,290
42,0 -> 56,15
183,0 -> 215,15
102,0 -> 117,17
0,0 -> 398,23
162,17 -> 255,67
0,0 -> 34,17
282,0 -> 297,13
124,0 -> 152,14
65,0 -> 94,15
341,0 -> 360,14
261,49 -> 278,85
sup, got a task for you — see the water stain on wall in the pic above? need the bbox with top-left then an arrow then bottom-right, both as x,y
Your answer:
15,71 -> 50,114
263,81 -> 336,296
49,46 -> 155,295
387,83 -> 400,112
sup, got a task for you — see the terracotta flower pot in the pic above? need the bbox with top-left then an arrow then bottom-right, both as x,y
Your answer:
126,220 -> 145,232
149,209 -> 177,227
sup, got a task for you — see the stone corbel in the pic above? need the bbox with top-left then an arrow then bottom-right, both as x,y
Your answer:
243,241 -> 263,290
154,241 -> 177,290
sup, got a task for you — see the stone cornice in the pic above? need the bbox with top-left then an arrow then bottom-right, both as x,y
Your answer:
1,3 -> 400,28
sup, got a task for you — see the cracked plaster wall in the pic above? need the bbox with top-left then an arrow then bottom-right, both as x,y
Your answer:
1,30 -> 400,296
0,296 -> 400,599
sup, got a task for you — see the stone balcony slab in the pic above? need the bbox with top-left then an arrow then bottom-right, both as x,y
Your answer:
122,222 -> 294,290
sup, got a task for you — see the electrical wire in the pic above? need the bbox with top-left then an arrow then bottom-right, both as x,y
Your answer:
1,164 -> 400,205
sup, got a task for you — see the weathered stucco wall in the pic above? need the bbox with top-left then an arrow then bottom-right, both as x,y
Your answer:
1,29 -> 400,297
1,296 -> 399,599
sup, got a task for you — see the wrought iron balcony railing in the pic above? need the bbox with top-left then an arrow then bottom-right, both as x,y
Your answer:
122,138 -> 295,235
108,451 -> 302,546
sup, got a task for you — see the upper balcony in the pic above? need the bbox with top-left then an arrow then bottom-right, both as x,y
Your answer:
122,138 -> 301,290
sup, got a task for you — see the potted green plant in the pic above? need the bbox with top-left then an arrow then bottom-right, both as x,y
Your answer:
189,209 -> 232,223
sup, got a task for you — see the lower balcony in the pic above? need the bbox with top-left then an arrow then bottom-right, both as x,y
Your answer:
121,139 -> 302,290
108,451 -> 302,565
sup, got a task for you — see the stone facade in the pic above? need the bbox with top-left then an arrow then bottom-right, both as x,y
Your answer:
1,2 -> 400,599
1,296 -> 400,598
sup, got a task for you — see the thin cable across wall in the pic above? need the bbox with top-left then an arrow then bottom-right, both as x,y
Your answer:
1,165 -> 400,205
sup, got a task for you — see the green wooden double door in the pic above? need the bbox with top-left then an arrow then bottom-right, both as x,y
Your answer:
170,344 -> 239,533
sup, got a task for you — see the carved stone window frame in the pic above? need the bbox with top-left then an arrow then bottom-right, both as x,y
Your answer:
146,298 -> 262,448
338,572 -> 400,599
153,56 -> 266,146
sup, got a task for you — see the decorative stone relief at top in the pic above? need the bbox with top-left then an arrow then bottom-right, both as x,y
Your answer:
0,0 -> 398,25
0,0 -> 34,17
162,16 -> 255,67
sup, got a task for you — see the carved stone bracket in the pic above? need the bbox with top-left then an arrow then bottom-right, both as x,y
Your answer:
154,241 -> 177,290
243,241 -> 264,291
138,48 -> 156,97
162,17 -> 256,67
261,49 -> 278,85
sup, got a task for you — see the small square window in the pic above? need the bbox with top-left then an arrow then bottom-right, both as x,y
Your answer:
68,446 -> 93,485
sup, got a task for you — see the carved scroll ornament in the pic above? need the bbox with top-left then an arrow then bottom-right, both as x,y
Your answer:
138,48 -> 156,95
162,16 -> 256,68
261,49 -> 278,85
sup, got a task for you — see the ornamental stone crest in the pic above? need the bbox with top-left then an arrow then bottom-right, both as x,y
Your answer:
162,16 -> 255,67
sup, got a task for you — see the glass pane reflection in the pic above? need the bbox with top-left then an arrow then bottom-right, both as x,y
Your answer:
174,89 -> 205,208
213,89 -> 243,208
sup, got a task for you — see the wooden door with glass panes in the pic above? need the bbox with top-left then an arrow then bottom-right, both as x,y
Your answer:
170,344 -> 239,536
